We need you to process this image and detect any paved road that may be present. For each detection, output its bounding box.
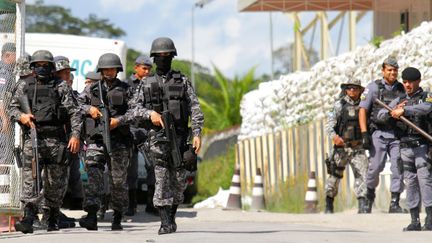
[1,207,432,242]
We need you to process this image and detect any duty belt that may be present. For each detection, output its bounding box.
[400,140,427,149]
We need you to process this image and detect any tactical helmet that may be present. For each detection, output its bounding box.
[30,50,54,66]
[14,54,32,76]
[150,37,177,57]
[54,55,76,72]
[96,53,123,72]
[340,79,364,89]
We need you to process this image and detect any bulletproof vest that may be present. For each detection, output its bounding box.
[86,79,130,140]
[25,77,67,126]
[369,79,405,131]
[336,97,362,142]
[141,71,189,133]
[398,91,429,142]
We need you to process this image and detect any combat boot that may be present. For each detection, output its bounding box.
[365,187,375,213]
[125,189,137,216]
[14,205,36,234]
[158,206,173,235]
[325,196,334,214]
[389,192,404,213]
[358,197,368,214]
[111,210,123,231]
[46,207,60,232]
[422,206,432,231]
[403,207,421,231]
[170,204,178,232]
[79,205,98,230]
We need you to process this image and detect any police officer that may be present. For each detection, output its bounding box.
[10,50,81,233]
[325,79,369,214]
[54,56,84,211]
[125,54,155,216]
[77,53,133,231]
[359,57,405,213]
[377,67,432,231]
[0,43,16,166]
[84,71,100,87]
[128,37,204,234]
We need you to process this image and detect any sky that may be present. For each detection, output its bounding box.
[26,0,373,79]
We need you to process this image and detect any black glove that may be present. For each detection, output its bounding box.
[361,132,371,149]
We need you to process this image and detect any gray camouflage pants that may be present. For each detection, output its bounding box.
[148,130,187,206]
[82,142,129,212]
[21,137,68,209]
[325,147,368,198]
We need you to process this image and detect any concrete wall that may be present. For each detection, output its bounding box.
[374,0,432,38]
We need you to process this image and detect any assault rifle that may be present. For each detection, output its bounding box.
[161,111,182,168]
[97,80,112,155]
[17,95,41,196]
[375,98,432,143]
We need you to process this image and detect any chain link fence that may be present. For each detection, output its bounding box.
[0,1,22,213]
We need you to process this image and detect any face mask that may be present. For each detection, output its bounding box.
[34,65,53,81]
[154,56,172,75]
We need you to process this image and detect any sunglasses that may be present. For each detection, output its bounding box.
[345,85,361,90]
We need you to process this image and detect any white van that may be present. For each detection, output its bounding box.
[24,33,127,92]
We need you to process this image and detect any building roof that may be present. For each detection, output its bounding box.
[238,0,374,12]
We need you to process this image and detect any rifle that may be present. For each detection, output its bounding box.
[375,98,432,143]
[161,111,182,168]
[97,80,112,155]
[17,95,41,196]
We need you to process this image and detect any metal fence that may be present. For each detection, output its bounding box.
[0,1,24,215]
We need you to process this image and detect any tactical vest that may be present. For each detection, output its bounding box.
[85,79,130,141]
[141,71,189,134]
[335,97,362,142]
[369,79,405,131]
[24,77,68,127]
[398,91,429,142]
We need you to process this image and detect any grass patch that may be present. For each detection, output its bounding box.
[265,172,357,213]
[191,147,235,204]
[265,173,308,213]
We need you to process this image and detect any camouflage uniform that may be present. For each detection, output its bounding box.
[9,66,81,232]
[129,72,203,207]
[78,79,133,213]
[325,91,368,213]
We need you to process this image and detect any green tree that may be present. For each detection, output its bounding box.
[198,66,260,133]
[26,0,125,38]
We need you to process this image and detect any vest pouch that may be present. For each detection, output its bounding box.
[168,100,181,120]
[34,101,56,123]
[343,126,355,141]
[108,88,124,106]
[167,85,184,100]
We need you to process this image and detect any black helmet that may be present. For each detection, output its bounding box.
[96,53,123,72]
[30,50,54,66]
[150,37,177,57]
